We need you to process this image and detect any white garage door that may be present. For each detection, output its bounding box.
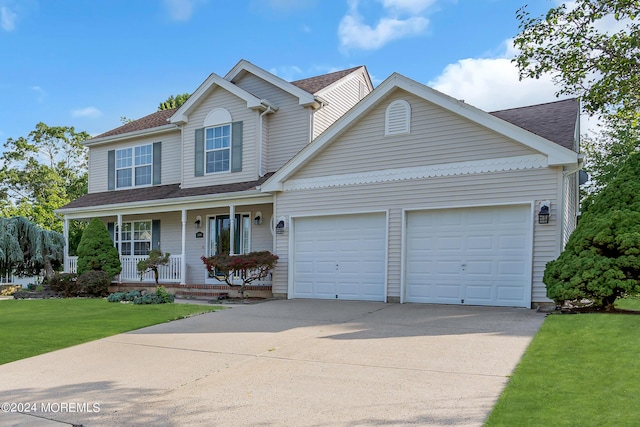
[293,213,386,301]
[405,205,532,307]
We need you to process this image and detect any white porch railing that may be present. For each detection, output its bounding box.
[66,255,182,283]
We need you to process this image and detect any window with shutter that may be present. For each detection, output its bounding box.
[385,99,411,136]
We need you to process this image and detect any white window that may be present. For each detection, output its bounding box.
[205,124,231,174]
[116,144,152,188]
[116,221,152,256]
[385,99,411,135]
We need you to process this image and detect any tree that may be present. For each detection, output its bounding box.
[137,249,170,285]
[158,93,190,111]
[513,1,640,125]
[0,123,90,253]
[201,251,279,296]
[0,216,64,281]
[543,151,640,310]
[76,218,121,279]
[581,119,640,200]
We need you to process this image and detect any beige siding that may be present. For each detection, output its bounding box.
[273,167,563,305]
[293,90,538,181]
[312,71,371,138]
[234,73,312,172]
[181,87,258,189]
[87,130,181,193]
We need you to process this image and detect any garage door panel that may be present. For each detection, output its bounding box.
[293,213,386,301]
[406,205,531,307]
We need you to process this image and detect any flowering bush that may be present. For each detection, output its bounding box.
[201,251,279,295]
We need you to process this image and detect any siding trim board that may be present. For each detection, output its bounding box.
[283,154,547,191]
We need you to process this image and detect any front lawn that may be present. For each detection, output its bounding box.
[485,311,640,426]
[0,299,221,365]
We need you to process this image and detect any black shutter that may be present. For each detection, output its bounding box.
[153,142,162,185]
[231,121,243,172]
[195,128,204,176]
[152,220,161,251]
[107,150,115,190]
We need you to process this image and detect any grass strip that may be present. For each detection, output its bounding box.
[485,312,640,426]
[0,299,221,365]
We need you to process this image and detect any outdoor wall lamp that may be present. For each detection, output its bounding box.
[194,215,202,229]
[275,216,287,234]
[254,211,262,225]
[538,201,550,224]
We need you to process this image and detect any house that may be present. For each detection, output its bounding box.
[57,59,582,308]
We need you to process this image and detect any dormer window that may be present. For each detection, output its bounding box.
[116,144,152,188]
[205,124,231,174]
[385,99,411,136]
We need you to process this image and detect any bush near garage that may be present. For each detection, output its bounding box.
[544,152,640,310]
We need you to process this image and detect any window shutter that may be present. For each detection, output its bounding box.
[107,150,115,190]
[231,121,243,172]
[107,222,115,242]
[153,142,162,185]
[152,220,161,250]
[195,128,204,177]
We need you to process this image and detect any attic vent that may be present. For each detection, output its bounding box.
[385,99,411,136]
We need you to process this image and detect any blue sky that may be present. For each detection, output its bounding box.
[0,0,565,141]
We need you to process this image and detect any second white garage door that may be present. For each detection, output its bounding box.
[405,205,532,307]
[293,213,386,301]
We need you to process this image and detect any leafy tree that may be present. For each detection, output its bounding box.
[513,1,640,124]
[201,251,278,296]
[0,216,64,281]
[137,249,170,285]
[0,122,89,253]
[581,120,640,201]
[544,151,640,310]
[158,93,190,111]
[76,218,121,279]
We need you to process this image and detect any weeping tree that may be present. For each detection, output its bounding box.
[0,216,64,281]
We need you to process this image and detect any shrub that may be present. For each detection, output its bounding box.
[76,218,121,278]
[106,287,174,304]
[48,272,80,297]
[544,152,640,309]
[137,249,170,285]
[77,270,111,297]
[201,250,278,295]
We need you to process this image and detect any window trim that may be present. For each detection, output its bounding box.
[115,143,153,189]
[115,220,153,256]
[204,123,232,175]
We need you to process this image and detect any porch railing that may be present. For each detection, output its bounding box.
[66,255,182,283]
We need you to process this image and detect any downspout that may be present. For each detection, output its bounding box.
[258,106,273,177]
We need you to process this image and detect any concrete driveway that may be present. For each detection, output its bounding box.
[0,300,545,426]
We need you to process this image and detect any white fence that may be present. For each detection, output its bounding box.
[66,255,182,283]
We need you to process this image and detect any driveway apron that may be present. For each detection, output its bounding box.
[0,299,545,426]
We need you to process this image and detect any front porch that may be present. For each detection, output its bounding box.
[66,255,273,299]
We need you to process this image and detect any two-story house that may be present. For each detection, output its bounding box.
[58,59,582,308]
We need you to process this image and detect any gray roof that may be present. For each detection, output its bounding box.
[60,174,273,211]
[490,98,579,151]
[290,66,365,94]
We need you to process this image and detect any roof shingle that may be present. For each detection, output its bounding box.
[290,66,364,94]
[490,98,579,151]
[93,108,177,140]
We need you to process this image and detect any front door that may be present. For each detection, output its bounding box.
[206,214,250,282]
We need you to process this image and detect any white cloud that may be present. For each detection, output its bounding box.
[71,107,103,119]
[1,5,17,31]
[381,0,437,14]
[30,85,45,103]
[339,0,430,52]
[428,39,600,135]
[163,0,204,22]
[269,65,304,81]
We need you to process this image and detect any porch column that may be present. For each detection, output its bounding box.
[229,204,236,255]
[63,216,69,273]
[181,209,187,285]
[117,214,122,284]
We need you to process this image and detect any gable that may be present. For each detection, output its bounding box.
[290,89,539,182]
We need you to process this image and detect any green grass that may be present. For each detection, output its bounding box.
[615,294,640,311]
[0,299,221,365]
[485,312,640,426]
